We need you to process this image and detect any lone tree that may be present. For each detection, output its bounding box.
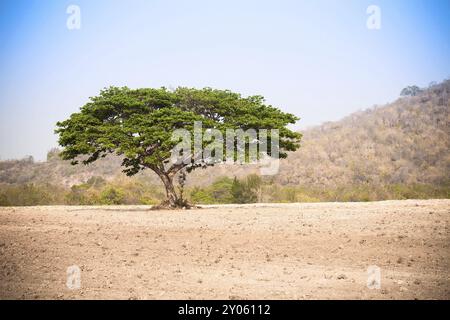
[400,85,422,97]
[56,87,301,208]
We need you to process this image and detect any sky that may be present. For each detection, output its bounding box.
[0,0,449,161]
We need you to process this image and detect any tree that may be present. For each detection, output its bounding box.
[56,87,301,208]
[231,175,262,204]
[400,85,422,97]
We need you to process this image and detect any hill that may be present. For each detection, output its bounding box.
[0,80,449,204]
[277,80,449,186]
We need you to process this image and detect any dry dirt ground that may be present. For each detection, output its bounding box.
[0,200,449,300]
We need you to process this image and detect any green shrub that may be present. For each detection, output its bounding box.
[100,186,125,205]
[0,175,448,206]
[0,183,65,206]
[231,175,261,204]
[190,187,215,204]
[0,193,10,206]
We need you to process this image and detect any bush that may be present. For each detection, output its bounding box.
[0,175,448,206]
[190,187,215,204]
[0,193,10,206]
[231,175,261,204]
[100,186,125,205]
[0,183,65,206]
[189,177,234,204]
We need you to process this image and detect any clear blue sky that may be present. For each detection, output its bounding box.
[0,0,449,160]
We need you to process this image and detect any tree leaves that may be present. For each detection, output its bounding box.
[56,86,301,180]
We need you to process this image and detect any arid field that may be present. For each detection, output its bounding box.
[0,200,449,300]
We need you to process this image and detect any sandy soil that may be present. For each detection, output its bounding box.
[0,200,449,300]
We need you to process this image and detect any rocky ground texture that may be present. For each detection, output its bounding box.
[0,200,449,299]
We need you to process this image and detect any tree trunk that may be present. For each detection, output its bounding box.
[159,173,180,208]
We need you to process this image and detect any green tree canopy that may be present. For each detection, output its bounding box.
[400,85,422,97]
[56,87,301,208]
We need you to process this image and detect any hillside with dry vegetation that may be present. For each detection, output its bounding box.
[0,80,449,205]
[277,80,449,187]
